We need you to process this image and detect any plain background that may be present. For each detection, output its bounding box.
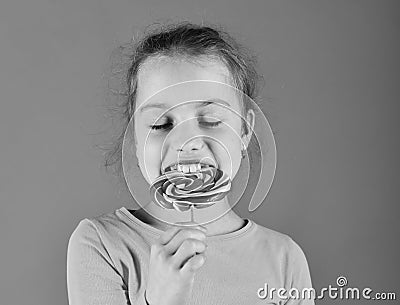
[1,1,399,304]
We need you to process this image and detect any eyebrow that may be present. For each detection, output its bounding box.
[139,98,231,113]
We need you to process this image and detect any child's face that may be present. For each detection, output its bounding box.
[133,57,253,185]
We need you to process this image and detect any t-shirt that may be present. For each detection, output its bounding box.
[67,207,315,305]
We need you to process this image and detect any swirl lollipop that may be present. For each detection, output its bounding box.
[149,163,231,222]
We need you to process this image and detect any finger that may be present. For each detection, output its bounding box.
[164,229,207,255]
[180,253,206,275]
[171,239,207,268]
[158,224,206,246]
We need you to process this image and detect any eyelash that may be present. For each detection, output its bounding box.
[151,122,173,130]
[150,120,222,130]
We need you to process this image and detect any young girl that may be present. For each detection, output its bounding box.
[67,22,314,305]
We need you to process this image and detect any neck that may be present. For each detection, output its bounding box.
[133,197,245,236]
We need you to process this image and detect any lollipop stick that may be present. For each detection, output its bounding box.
[175,205,197,227]
[190,205,194,223]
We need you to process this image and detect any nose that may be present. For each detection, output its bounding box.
[169,123,205,153]
[178,137,204,153]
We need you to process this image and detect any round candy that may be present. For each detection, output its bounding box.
[149,167,231,212]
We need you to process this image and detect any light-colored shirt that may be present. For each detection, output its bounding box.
[67,207,315,305]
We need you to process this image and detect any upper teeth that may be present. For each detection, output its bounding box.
[166,163,211,173]
[179,164,200,173]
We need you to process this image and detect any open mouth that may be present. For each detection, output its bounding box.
[162,161,216,174]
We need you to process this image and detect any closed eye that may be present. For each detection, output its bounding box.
[199,120,222,127]
[199,115,223,128]
[150,116,222,131]
[150,122,173,130]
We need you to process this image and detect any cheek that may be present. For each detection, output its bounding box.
[226,137,243,177]
[136,133,164,184]
[211,128,242,178]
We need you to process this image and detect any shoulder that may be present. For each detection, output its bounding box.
[66,210,143,303]
[67,209,132,257]
[66,213,120,275]
[250,221,313,287]
[68,210,122,243]
[67,211,118,258]
[68,208,150,257]
[250,221,309,263]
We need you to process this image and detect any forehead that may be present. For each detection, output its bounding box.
[135,57,242,112]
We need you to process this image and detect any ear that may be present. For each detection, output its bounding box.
[241,109,255,150]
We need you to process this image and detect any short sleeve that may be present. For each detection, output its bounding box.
[284,238,315,305]
[67,219,148,305]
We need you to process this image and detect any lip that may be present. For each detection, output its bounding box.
[161,158,217,174]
